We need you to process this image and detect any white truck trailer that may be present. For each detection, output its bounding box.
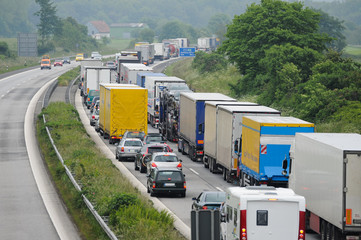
[203,101,257,170]
[214,105,281,182]
[178,92,235,161]
[80,59,102,96]
[144,76,186,128]
[151,42,165,61]
[221,186,306,240]
[84,66,112,95]
[135,44,155,65]
[120,63,153,84]
[289,133,361,240]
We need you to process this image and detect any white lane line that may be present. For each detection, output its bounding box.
[189,168,199,175]
[0,68,38,82]
[216,187,224,192]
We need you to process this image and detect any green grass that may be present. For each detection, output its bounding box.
[58,66,80,86]
[38,102,186,240]
[344,45,361,56]
[100,38,132,55]
[0,37,17,52]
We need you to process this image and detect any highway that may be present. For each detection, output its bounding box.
[0,58,320,239]
[0,63,81,239]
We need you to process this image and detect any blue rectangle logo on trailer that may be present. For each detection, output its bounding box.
[180,48,196,57]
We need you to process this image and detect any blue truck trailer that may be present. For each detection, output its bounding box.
[240,116,314,187]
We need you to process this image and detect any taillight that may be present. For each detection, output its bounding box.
[202,206,208,210]
[298,211,306,240]
[177,163,182,168]
[121,147,124,152]
[92,115,95,119]
[87,98,90,101]
[197,151,204,155]
[152,181,156,188]
[156,119,159,122]
[240,210,247,240]
[151,162,157,168]
[184,181,186,189]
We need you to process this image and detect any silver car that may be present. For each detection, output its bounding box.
[115,138,143,161]
[146,152,182,174]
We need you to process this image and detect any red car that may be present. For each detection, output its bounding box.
[54,59,63,67]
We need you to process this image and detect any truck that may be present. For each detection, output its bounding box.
[240,116,314,187]
[136,72,166,88]
[197,37,219,51]
[98,84,147,144]
[144,76,186,128]
[177,92,235,161]
[80,59,102,96]
[213,105,281,182]
[83,66,112,107]
[119,63,153,84]
[220,186,306,240]
[151,43,165,61]
[115,55,141,79]
[288,133,361,240]
[158,84,192,142]
[135,44,155,65]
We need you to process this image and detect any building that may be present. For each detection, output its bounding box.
[87,21,110,40]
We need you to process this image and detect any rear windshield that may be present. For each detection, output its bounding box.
[205,192,226,202]
[89,91,100,97]
[154,155,178,162]
[148,147,166,154]
[157,171,182,181]
[146,136,163,142]
[124,140,142,147]
[42,60,50,64]
[127,132,145,138]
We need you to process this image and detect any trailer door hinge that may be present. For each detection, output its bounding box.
[344,187,348,193]
[344,158,348,164]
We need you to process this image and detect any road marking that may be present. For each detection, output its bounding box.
[216,187,224,192]
[0,68,37,82]
[189,168,199,175]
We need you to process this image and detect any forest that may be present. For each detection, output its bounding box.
[1,0,361,46]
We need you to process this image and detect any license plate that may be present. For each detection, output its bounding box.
[164,183,175,187]
[128,149,134,153]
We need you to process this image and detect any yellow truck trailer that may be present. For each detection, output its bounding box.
[99,84,147,144]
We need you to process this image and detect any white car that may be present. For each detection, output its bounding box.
[115,138,143,161]
[146,152,182,174]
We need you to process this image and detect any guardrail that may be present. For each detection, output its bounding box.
[42,77,118,240]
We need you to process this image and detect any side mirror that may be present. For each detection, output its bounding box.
[115,142,119,146]
[179,160,183,162]
[183,174,186,177]
[146,174,150,178]
[192,197,197,201]
[234,140,239,153]
[282,158,288,170]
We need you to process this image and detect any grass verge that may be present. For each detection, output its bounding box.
[58,66,80,86]
[37,102,186,240]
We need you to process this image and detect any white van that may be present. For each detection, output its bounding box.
[220,186,306,240]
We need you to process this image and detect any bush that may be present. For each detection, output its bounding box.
[192,51,228,73]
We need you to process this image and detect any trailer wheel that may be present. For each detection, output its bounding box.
[320,220,327,240]
[240,171,245,187]
[222,168,227,181]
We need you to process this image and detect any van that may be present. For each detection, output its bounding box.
[220,186,306,240]
[76,53,84,61]
[40,59,51,70]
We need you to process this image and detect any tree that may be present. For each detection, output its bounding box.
[34,0,62,44]
[139,28,155,43]
[220,0,332,93]
[315,9,346,51]
[207,14,231,42]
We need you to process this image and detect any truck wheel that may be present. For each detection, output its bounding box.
[223,168,227,181]
[240,171,245,187]
[320,220,327,240]
[109,138,113,144]
[134,161,139,171]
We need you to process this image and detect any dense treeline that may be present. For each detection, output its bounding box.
[193,0,361,132]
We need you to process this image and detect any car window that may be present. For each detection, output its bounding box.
[154,155,178,162]
[124,140,142,147]
[148,147,165,154]
[157,171,182,181]
[146,136,163,143]
[205,192,226,202]
[128,132,145,138]
[89,91,100,97]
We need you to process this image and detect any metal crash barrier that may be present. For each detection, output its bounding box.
[191,209,220,240]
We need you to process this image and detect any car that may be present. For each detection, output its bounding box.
[90,100,100,113]
[90,96,100,113]
[91,52,102,60]
[91,51,99,59]
[146,152,182,175]
[90,108,99,126]
[134,143,172,173]
[143,133,166,145]
[86,90,100,109]
[147,168,186,197]
[54,59,63,67]
[106,61,116,70]
[40,59,51,70]
[122,131,146,141]
[94,118,100,132]
[75,53,84,61]
[191,191,226,210]
[63,57,71,64]
[115,138,143,161]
